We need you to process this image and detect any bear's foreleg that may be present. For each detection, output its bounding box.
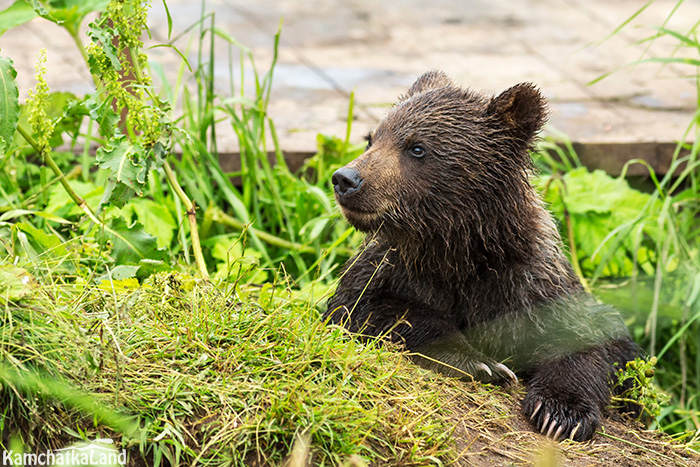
[522,338,640,441]
[412,332,518,384]
[462,296,640,441]
[325,294,517,383]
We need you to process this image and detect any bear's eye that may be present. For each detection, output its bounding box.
[364,132,373,150]
[408,144,426,158]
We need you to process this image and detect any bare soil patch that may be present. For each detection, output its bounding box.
[439,381,699,466]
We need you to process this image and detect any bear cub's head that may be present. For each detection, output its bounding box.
[332,71,548,244]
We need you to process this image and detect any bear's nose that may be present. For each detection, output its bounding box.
[332,167,363,196]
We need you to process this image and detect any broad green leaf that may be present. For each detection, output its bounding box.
[45,0,109,23]
[25,0,58,23]
[0,0,108,36]
[124,198,176,249]
[87,22,121,70]
[0,1,38,36]
[0,55,19,156]
[15,221,68,257]
[103,216,167,265]
[552,169,621,213]
[148,140,168,173]
[97,136,147,194]
[543,168,656,219]
[541,167,659,277]
[573,213,632,276]
[100,179,137,209]
[84,92,118,137]
[46,180,103,217]
[609,188,655,222]
[98,265,141,282]
[13,222,74,275]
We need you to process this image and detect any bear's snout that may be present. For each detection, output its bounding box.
[332,167,363,197]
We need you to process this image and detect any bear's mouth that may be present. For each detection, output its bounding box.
[338,204,385,232]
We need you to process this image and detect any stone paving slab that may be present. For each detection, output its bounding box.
[1,0,698,170]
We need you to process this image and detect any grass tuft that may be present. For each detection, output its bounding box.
[1,271,458,465]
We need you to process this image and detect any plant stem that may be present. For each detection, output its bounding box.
[67,27,100,86]
[16,124,102,226]
[21,166,82,209]
[162,161,210,280]
[562,199,591,294]
[211,207,354,257]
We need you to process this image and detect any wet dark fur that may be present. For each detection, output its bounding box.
[324,71,640,441]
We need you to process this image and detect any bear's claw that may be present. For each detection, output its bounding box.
[522,391,600,441]
[529,400,542,420]
[569,422,582,441]
[474,360,518,385]
[493,362,518,384]
[476,362,492,376]
[553,425,565,440]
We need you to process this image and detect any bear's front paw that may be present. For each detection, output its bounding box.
[412,335,518,385]
[473,360,518,385]
[522,389,601,441]
[410,349,518,385]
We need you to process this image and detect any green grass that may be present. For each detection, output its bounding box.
[1,270,460,465]
[158,12,365,283]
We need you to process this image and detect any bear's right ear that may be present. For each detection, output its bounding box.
[401,70,453,100]
[486,83,548,145]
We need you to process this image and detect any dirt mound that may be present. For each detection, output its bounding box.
[440,381,698,466]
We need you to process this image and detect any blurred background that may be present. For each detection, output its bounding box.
[3,0,699,172]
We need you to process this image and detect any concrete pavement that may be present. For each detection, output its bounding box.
[2,0,699,174]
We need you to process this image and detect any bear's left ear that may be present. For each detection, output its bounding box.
[486,83,548,145]
[401,70,453,100]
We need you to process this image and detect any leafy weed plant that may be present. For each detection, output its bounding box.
[0,0,363,288]
[612,356,670,420]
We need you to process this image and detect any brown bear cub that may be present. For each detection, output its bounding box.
[324,71,639,441]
